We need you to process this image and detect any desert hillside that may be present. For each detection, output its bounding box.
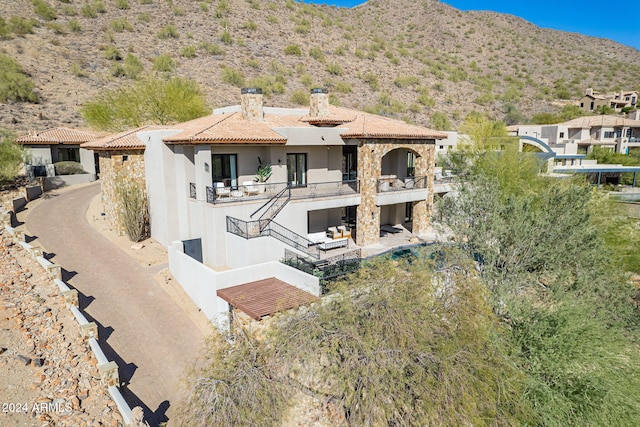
[1,0,639,133]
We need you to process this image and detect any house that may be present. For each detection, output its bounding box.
[578,88,638,113]
[16,127,99,188]
[508,115,640,155]
[83,89,447,327]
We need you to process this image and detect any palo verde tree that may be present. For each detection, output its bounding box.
[0,129,26,184]
[81,75,209,131]
[437,120,640,425]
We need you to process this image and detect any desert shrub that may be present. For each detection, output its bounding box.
[46,22,66,34]
[0,17,11,40]
[242,20,257,30]
[334,81,352,94]
[199,2,208,12]
[0,131,25,184]
[294,19,311,34]
[394,75,420,88]
[220,30,232,45]
[309,47,325,62]
[158,24,179,39]
[222,68,245,87]
[325,62,342,75]
[67,19,82,32]
[115,174,148,242]
[246,75,285,96]
[180,46,197,58]
[70,63,88,77]
[430,111,451,130]
[110,18,133,32]
[198,41,224,56]
[80,4,97,18]
[152,54,176,72]
[138,13,152,23]
[116,0,130,9]
[123,54,144,78]
[81,76,209,130]
[361,72,379,91]
[32,0,57,21]
[289,88,308,105]
[284,44,301,56]
[103,45,122,61]
[111,63,126,77]
[53,161,85,175]
[9,16,34,35]
[0,54,38,103]
[215,0,230,17]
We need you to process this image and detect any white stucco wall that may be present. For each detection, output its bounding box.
[27,146,53,165]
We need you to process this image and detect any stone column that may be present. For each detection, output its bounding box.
[356,141,381,246]
[412,144,435,235]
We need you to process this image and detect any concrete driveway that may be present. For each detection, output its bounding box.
[25,182,205,426]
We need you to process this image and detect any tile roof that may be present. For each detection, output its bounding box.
[16,127,98,145]
[216,277,319,320]
[561,115,640,128]
[164,105,446,144]
[80,125,168,150]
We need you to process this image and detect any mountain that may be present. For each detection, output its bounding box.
[1,0,639,133]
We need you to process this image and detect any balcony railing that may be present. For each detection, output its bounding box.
[204,180,359,204]
[189,182,196,199]
[377,176,427,193]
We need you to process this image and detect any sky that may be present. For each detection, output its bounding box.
[307,1,640,51]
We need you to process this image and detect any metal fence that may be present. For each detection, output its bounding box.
[282,248,362,291]
[203,180,359,204]
[377,176,427,192]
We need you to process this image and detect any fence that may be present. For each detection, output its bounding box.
[282,248,362,291]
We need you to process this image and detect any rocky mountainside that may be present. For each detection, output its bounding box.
[1,0,639,133]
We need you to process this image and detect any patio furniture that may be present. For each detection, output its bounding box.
[404,178,415,189]
[231,190,243,198]
[307,232,329,245]
[214,182,230,198]
[319,237,348,251]
[337,225,352,238]
[327,226,341,239]
[242,180,261,196]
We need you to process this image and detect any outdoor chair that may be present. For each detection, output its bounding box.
[338,225,352,238]
[214,182,230,198]
[242,181,260,196]
[327,226,341,239]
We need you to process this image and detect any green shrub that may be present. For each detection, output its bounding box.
[152,54,176,72]
[54,161,86,175]
[246,75,285,96]
[289,88,308,105]
[0,54,38,103]
[242,20,257,30]
[215,0,230,18]
[0,131,24,184]
[325,63,342,75]
[267,15,278,24]
[70,63,88,77]
[199,2,208,12]
[361,72,379,90]
[140,0,153,4]
[32,0,57,21]
[284,44,301,56]
[220,30,232,45]
[309,47,325,62]
[115,174,149,242]
[80,4,97,18]
[9,16,34,35]
[394,75,420,88]
[430,111,451,130]
[222,67,245,87]
[158,24,179,39]
[110,18,133,32]
[334,81,352,93]
[68,19,82,32]
[46,22,66,34]
[111,63,125,77]
[138,13,152,23]
[60,5,77,16]
[0,17,11,40]
[103,45,122,61]
[116,0,130,9]
[123,54,144,78]
[198,41,224,56]
[180,45,197,58]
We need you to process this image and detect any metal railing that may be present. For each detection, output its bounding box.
[377,176,427,193]
[189,182,196,199]
[203,180,360,204]
[283,248,362,290]
[226,216,320,258]
[251,184,291,220]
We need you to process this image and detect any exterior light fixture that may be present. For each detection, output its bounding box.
[204,162,209,172]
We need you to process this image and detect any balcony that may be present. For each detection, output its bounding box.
[204,180,360,204]
[377,176,427,193]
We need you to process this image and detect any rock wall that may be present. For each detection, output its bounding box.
[355,139,435,246]
[98,150,146,235]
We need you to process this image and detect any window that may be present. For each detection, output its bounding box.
[559,132,565,138]
[616,129,622,138]
[342,146,357,181]
[580,102,584,108]
[287,153,307,186]
[212,154,237,188]
[122,155,128,162]
[57,147,79,162]
[439,145,444,150]
[604,131,615,139]
[626,129,632,138]
[590,101,594,110]
[407,152,416,177]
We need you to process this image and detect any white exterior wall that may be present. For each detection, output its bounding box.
[79,148,96,174]
[168,240,320,331]
[27,145,53,165]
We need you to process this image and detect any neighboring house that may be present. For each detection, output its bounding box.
[578,88,638,113]
[16,127,99,188]
[507,115,640,155]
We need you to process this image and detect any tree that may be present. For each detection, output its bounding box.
[81,76,209,131]
[429,111,451,130]
[0,53,38,103]
[0,130,25,184]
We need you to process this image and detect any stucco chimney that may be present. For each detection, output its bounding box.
[586,88,593,96]
[309,88,329,117]
[241,88,264,122]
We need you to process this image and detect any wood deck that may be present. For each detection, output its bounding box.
[217,278,319,320]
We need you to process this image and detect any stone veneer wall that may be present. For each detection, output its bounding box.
[241,93,264,122]
[98,150,146,235]
[355,139,435,246]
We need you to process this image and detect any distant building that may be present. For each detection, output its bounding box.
[578,88,637,113]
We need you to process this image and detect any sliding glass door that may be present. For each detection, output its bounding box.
[287,153,307,187]
[212,154,237,188]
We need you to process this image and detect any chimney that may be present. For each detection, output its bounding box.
[309,88,329,117]
[240,88,264,122]
[586,88,593,96]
